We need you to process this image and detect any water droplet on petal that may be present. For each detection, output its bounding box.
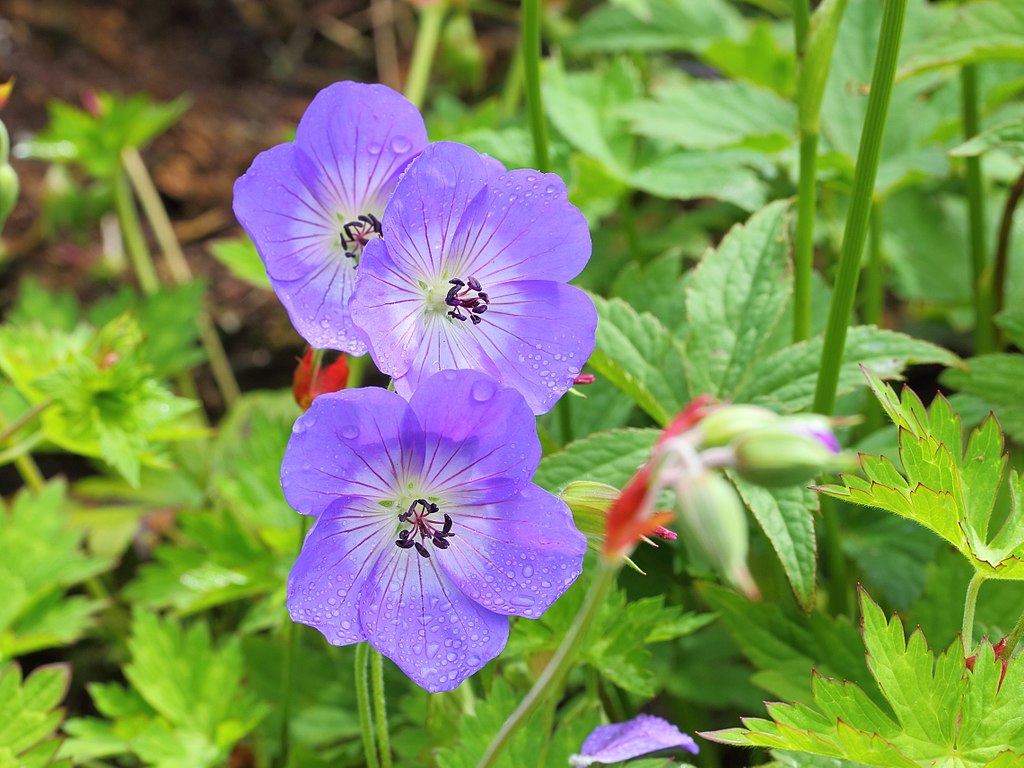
[367,142,383,155]
[510,595,536,607]
[340,423,360,439]
[522,565,534,578]
[391,135,412,153]
[471,379,496,403]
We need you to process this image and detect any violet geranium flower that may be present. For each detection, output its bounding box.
[351,141,597,415]
[233,81,427,353]
[282,369,587,692]
[569,715,699,767]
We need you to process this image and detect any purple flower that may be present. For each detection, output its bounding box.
[233,81,427,353]
[282,369,587,692]
[350,141,597,415]
[570,715,699,767]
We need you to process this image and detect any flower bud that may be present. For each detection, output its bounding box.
[732,423,851,488]
[559,480,619,541]
[675,471,759,599]
[0,162,18,232]
[293,348,349,410]
[698,404,780,448]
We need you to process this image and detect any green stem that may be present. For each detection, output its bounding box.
[813,0,908,416]
[347,353,369,390]
[477,562,617,768]
[962,571,986,656]
[961,65,996,355]
[404,3,447,109]
[371,649,392,768]
[356,643,381,768]
[122,148,241,409]
[821,495,850,616]
[793,131,820,342]
[792,0,810,58]
[114,167,160,296]
[521,0,550,171]
[0,399,52,444]
[0,411,46,492]
[0,431,46,467]
[499,43,524,120]
[993,169,1024,330]
[276,515,310,768]
[863,201,884,327]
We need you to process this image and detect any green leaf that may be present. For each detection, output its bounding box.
[208,236,271,290]
[735,326,961,413]
[951,117,1024,162]
[941,354,1024,444]
[797,0,848,133]
[703,590,1024,767]
[996,310,1024,348]
[0,663,69,763]
[703,20,796,98]
[629,149,770,210]
[729,475,818,611]
[684,200,791,397]
[534,428,660,494]
[820,369,1024,579]
[566,0,744,54]
[0,481,113,659]
[626,80,795,151]
[609,251,691,335]
[900,0,1024,78]
[588,295,689,425]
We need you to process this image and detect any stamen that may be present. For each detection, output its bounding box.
[444,275,491,326]
[394,499,456,555]
[338,212,383,264]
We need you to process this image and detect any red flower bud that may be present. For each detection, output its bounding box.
[293,348,349,411]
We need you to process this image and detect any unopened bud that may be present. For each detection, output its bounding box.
[560,480,619,540]
[0,162,18,231]
[698,404,780,448]
[676,472,758,599]
[293,348,349,410]
[733,423,851,488]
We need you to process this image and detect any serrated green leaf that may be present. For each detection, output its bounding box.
[566,0,743,54]
[704,589,1024,766]
[684,200,791,397]
[629,149,769,210]
[534,428,659,493]
[951,117,1024,162]
[729,474,817,611]
[996,310,1024,348]
[208,236,271,290]
[900,0,1024,79]
[735,326,960,413]
[0,663,69,762]
[703,21,796,98]
[941,354,1024,443]
[588,296,688,425]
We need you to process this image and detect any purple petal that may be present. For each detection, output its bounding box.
[233,81,425,351]
[358,542,509,692]
[293,82,426,215]
[281,387,424,517]
[573,715,699,766]
[375,141,493,277]
[408,370,541,504]
[287,498,394,645]
[438,484,586,618]
[449,169,591,284]
[468,280,598,414]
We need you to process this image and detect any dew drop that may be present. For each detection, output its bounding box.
[367,142,383,155]
[340,423,360,439]
[391,135,412,153]
[471,378,496,403]
[510,595,536,607]
[522,565,534,578]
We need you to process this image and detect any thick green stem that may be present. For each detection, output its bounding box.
[404,3,447,109]
[962,571,986,656]
[114,168,160,296]
[961,65,996,355]
[813,0,908,416]
[792,0,811,57]
[371,649,392,768]
[793,131,819,342]
[477,562,617,768]
[275,515,310,768]
[122,148,241,408]
[521,0,550,171]
[356,643,381,768]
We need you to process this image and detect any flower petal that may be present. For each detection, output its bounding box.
[408,370,541,504]
[293,81,427,216]
[281,387,424,517]
[286,498,394,645]
[449,169,591,283]
[359,543,509,692]
[470,280,598,414]
[439,484,586,618]
[574,715,699,766]
[233,143,366,352]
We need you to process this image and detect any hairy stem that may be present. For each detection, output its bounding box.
[477,562,617,768]
[962,571,986,656]
[356,643,381,768]
[521,0,550,171]
[371,649,393,768]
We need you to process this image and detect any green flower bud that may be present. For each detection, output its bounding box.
[733,425,852,488]
[559,480,619,540]
[676,471,759,599]
[0,162,18,231]
[698,404,780,448]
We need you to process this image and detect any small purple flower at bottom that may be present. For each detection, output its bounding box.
[233,81,427,353]
[281,369,587,692]
[569,715,699,767]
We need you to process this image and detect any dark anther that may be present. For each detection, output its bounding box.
[433,536,450,549]
[477,292,489,302]
[395,539,415,549]
[449,278,465,287]
[445,276,491,326]
[398,529,411,540]
[472,305,487,315]
[396,499,455,555]
[470,315,482,325]
[338,212,383,263]
[441,514,453,536]
[414,542,431,558]
[467,276,482,291]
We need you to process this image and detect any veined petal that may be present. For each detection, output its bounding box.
[359,543,509,692]
[572,715,699,767]
[233,143,366,352]
[287,497,394,645]
[409,370,541,504]
[281,387,424,516]
[293,81,427,216]
[449,169,590,283]
[378,141,493,278]
[439,484,586,618]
